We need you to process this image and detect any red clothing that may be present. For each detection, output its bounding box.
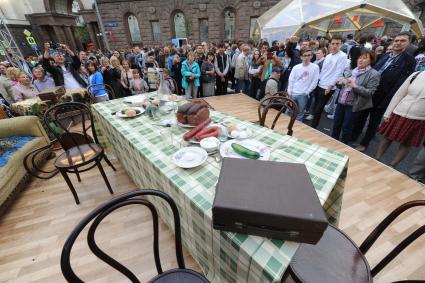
[379,114,425,146]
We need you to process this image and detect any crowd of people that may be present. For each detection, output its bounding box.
[0,31,425,182]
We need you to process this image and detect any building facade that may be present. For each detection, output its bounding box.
[98,0,425,49]
[97,0,281,49]
[0,0,103,56]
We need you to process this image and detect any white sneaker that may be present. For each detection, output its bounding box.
[305,114,314,121]
[327,114,334,120]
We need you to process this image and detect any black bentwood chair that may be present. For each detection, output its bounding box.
[87,83,116,102]
[282,200,425,283]
[258,95,298,136]
[61,190,210,283]
[44,102,116,204]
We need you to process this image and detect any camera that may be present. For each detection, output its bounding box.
[49,42,60,50]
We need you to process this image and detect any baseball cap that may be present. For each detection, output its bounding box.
[272,66,282,73]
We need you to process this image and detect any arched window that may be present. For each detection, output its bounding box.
[127,14,141,43]
[174,12,188,38]
[224,9,236,40]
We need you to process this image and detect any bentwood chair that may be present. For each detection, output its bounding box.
[61,190,210,283]
[283,200,425,283]
[87,83,116,102]
[169,78,179,95]
[44,102,116,204]
[258,95,298,136]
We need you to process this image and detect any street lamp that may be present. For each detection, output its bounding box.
[93,0,110,51]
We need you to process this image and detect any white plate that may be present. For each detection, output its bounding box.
[187,124,225,144]
[122,95,146,106]
[116,107,145,118]
[220,139,270,160]
[228,127,253,139]
[172,147,208,169]
[160,94,184,102]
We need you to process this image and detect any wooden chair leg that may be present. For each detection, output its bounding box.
[59,169,80,205]
[96,160,114,195]
[74,167,81,182]
[104,155,116,171]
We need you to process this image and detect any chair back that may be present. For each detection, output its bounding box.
[87,83,116,102]
[60,190,185,283]
[170,78,179,95]
[43,102,98,150]
[258,95,298,136]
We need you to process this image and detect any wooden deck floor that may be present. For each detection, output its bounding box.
[1,94,424,282]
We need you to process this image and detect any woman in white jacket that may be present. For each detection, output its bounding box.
[376,71,425,167]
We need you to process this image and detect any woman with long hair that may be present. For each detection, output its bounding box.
[248,50,263,99]
[86,60,109,102]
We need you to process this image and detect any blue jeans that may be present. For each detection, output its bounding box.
[306,94,315,113]
[236,79,250,94]
[290,95,309,121]
[331,103,353,144]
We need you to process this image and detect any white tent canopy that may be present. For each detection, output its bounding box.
[258,0,424,42]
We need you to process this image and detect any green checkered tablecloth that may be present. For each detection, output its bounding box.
[92,98,348,283]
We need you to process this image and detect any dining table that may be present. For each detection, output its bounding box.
[91,93,349,283]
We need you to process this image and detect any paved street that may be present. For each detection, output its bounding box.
[314,113,420,177]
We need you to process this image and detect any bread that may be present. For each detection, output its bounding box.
[176,102,210,126]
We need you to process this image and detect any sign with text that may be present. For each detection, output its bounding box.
[107,21,118,27]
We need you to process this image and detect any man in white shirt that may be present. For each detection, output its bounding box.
[287,48,320,121]
[311,35,346,128]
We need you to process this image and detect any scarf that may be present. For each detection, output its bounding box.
[339,66,371,105]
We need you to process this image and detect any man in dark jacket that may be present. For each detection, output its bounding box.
[352,32,416,151]
[214,43,230,96]
[42,42,87,90]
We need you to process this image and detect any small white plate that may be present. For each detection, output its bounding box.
[122,95,147,106]
[172,147,208,169]
[161,94,184,102]
[187,124,224,143]
[220,139,270,160]
[228,127,253,139]
[116,107,145,118]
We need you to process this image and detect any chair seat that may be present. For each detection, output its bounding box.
[55,143,103,168]
[288,225,371,283]
[148,268,209,283]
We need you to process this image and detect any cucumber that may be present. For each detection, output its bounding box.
[231,143,261,160]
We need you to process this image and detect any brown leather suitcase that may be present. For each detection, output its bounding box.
[212,158,328,244]
[38,86,66,103]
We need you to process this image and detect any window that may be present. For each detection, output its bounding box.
[127,14,141,43]
[174,12,188,38]
[151,21,161,41]
[249,18,260,40]
[199,19,208,41]
[224,10,235,40]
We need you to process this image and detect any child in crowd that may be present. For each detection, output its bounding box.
[129,69,148,95]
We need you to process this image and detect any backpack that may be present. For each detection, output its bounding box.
[258,78,278,100]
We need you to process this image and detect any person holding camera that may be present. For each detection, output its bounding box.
[331,49,380,144]
[42,42,87,90]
